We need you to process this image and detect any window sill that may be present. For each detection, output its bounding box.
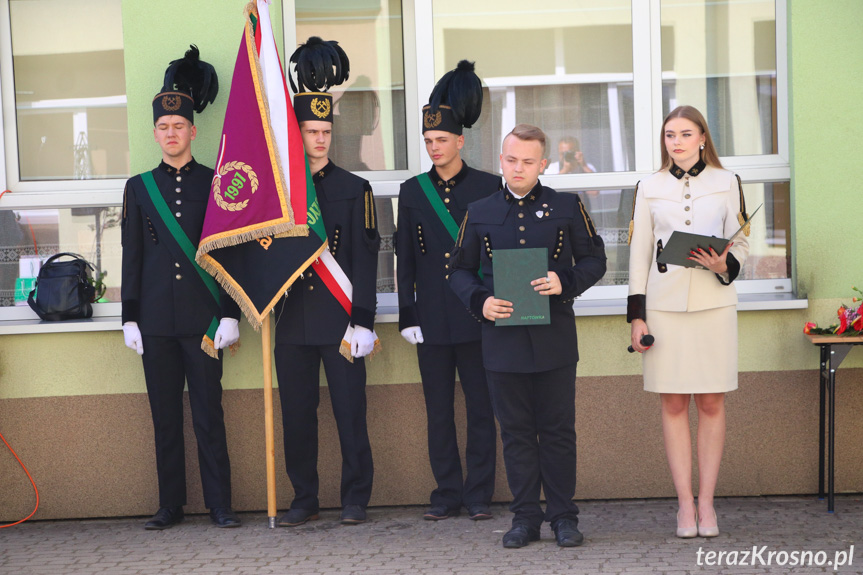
[0,294,809,335]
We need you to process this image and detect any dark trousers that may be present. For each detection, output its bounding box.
[417,341,496,509]
[274,343,374,510]
[141,335,232,509]
[486,365,579,529]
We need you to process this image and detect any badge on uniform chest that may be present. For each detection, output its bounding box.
[535,203,552,219]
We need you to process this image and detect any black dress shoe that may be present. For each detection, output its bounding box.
[467,504,493,521]
[552,518,584,547]
[277,508,320,527]
[502,525,540,548]
[340,504,367,525]
[144,507,184,530]
[423,505,460,521]
[209,507,241,528]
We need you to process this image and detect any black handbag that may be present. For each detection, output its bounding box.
[27,252,96,321]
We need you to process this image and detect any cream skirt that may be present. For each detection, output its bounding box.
[642,305,738,394]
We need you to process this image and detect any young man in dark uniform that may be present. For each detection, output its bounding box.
[276,37,380,527]
[449,124,606,548]
[121,47,242,530]
[396,61,499,521]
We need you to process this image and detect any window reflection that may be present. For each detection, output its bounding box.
[375,197,396,293]
[0,208,122,307]
[10,0,129,180]
[295,0,407,172]
[433,0,634,174]
[738,182,790,280]
[660,0,777,156]
[579,188,635,286]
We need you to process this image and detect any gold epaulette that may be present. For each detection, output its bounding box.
[576,195,596,238]
[735,174,750,237]
[627,181,640,245]
[455,211,469,247]
[364,188,376,230]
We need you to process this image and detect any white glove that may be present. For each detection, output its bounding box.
[350,325,376,358]
[122,321,144,355]
[400,326,424,345]
[213,317,240,349]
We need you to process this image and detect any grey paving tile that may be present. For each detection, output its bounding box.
[0,496,860,575]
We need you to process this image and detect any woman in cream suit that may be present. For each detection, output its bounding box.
[627,106,749,538]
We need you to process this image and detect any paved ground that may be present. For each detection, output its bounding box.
[1,495,861,575]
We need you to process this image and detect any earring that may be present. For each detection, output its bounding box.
[700,144,705,150]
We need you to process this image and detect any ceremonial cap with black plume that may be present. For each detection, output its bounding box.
[289,36,350,124]
[152,45,219,125]
[423,60,483,135]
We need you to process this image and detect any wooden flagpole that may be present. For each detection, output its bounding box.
[261,314,277,527]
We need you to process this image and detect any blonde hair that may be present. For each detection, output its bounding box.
[505,124,547,157]
[659,105,723,171]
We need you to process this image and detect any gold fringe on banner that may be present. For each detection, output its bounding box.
[274,225,309,238]
[201,336,219,359]
[197,242,326,332]
[339,336,383,363]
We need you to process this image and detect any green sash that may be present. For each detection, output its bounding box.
[140,171,220,348]
[417,172,481,279]
[417,173,460,242]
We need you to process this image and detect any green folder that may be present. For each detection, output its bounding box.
[492,248,550,326]
[656,204,761,269]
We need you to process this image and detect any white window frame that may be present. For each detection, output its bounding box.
[0,2,126,209]
[0,0,125,327]
[313,0,792,307]
[0,0,792,327]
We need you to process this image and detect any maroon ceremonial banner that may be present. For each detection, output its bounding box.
[196,2,323,329]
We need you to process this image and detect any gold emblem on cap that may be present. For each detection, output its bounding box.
[162,95,182,112]
[213,161,259,212]
[423,110,442,129]
[310,97,331,119]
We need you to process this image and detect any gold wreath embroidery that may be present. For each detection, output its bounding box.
[213,161,259,212]
[162,95,181,112]
[424,110,442,129]
[310,97,331,119]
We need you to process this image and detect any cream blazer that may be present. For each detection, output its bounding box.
[628,165,749,313]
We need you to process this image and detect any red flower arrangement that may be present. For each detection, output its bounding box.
[804,286,863,336]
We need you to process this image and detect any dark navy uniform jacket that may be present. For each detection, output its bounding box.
[396,163,501,345]
[121,159,239,337]
[449,182,607,373]
[275,160,380,346]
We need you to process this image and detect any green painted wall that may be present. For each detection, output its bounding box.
[788,0,863,300]
[0,302,850,400]
[122,0,284,174]
[2,0,863,401]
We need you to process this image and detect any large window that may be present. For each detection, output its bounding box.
[433,0,635,175]
[0,0,792,321]
[0,0,126,312]
[295,0,407,173]
[7,0,128,182]
[660,0,777,157]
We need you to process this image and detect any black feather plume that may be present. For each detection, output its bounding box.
[289,36,350,94]
[428,60,483,128]
[162,45,219,113]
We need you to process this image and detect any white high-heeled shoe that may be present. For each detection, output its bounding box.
[676,508,698,538]
[698,508,719,537]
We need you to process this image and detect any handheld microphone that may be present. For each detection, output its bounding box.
[627,334,655,353]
